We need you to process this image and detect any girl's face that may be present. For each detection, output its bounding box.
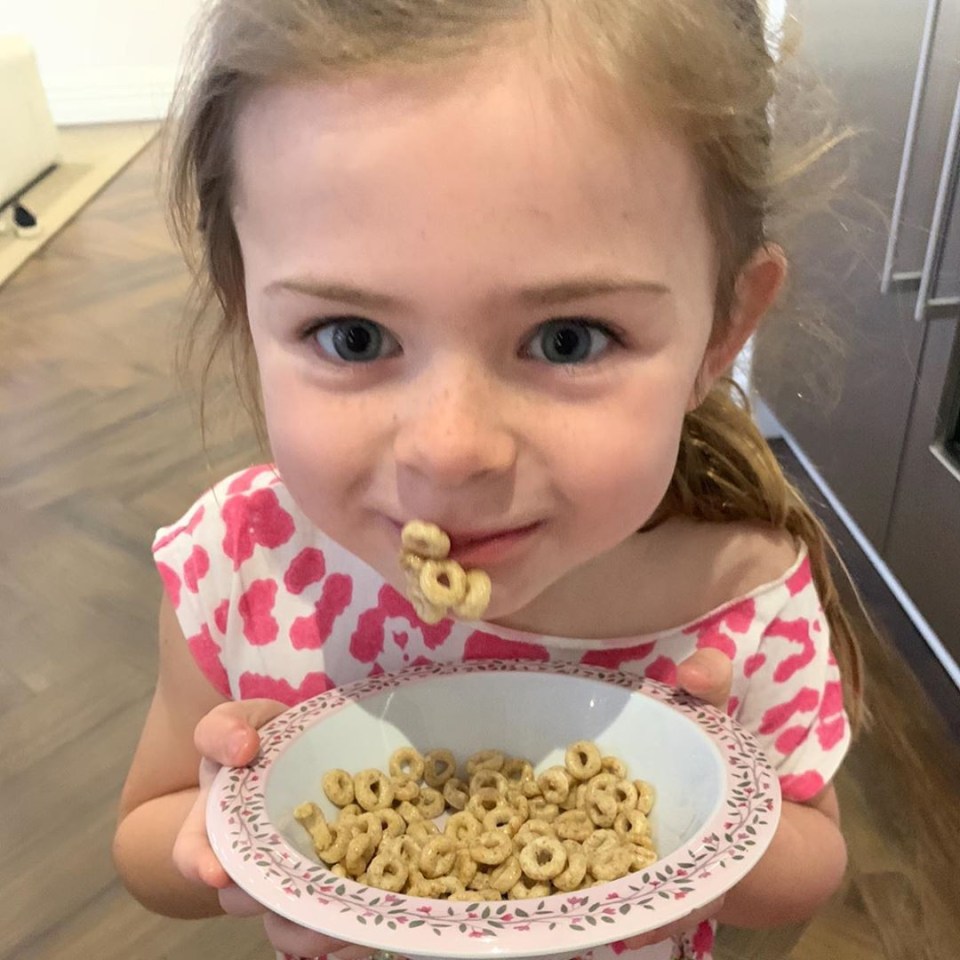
[233,48,722,623]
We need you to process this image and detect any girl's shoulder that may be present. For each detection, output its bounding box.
[686,518,801,603]
[627,516,804,636]
[152,464,326,585]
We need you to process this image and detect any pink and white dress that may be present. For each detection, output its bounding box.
[154,465,851,960]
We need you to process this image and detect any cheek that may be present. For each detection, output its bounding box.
[556,388,687,522]
[258,373,384,508]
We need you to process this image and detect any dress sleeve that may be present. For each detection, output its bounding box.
[733,562,852,804]
[151,476,251,699]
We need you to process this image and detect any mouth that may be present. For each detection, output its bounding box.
[390,519,542,566]
[449,521,541,566]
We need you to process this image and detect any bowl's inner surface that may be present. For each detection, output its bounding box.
[265,672,725,866]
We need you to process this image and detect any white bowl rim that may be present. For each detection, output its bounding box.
[207,659,781,959]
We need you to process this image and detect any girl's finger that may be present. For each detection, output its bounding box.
[676,648,733,711]
[263,911,372,960]
[171,774,231,889]
[219,882,269,917]
[193,698,289,766]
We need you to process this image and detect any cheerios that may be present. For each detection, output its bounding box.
[400,521,450,558]
[487,854,522,893]
[367,852,408,892]
[442,776,469,811]
[445,810,482,844]
[565,741,603,781]
[297,739,658,901]
[614,808,650,843]
[452,569,492,620]
[354,769,394,811]
[423,749,457,788]
[470,830,513,865]
[399,521,492,620]
[420,835,458,879]
[389,747,426,782]
[419,559,468,608]
[321,769,355,807]
[466,749,505,775]
[519,835,568,881]
[537,766,572,804]
[413,785,445,819]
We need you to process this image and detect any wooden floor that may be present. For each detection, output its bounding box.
[1,135,958,960]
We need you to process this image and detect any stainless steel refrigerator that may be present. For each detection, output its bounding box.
[753,0,960,663]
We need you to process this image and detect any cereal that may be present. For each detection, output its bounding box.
[321,769,355,807]
[452,569,492,621]
[420,835,458,878]
[398,520,492,621]
[566,741,603,781]
[614,808,650,843]
[391,774,420,802]
[367,852,409,892]
[295,739,658,901]
[419,559,468,608]
[413,785,445,819]
[400,521,450,559]
[442,776,469,811]
[537,766,572,804]
[354,769,394,811]
[635,779,655,815]
[470,830,514,865]
[445,810,482,844]
[519,835,567,881]
[389,747,426,781]
[470,769,508,795]
[466,749,505,774]
[555,809,593,842]
[423,749,457,788]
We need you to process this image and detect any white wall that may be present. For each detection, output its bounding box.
[0,0,204,124]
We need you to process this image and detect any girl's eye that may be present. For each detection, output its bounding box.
[526,319,615,365]
[312,318,399,363]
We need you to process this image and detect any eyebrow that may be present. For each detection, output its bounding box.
[267,276,671,309]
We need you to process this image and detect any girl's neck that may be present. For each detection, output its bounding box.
[489,516,798,640]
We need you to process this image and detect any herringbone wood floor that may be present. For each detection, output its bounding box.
[1,131,958,960]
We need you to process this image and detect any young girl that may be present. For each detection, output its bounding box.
[112,1,872,958]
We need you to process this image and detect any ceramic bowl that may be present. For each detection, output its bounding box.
[207,659,780,960]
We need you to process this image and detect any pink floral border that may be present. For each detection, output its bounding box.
[210,660,780,955]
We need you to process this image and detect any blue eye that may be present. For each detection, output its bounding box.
[313,318,399,363]
[527,320,614,365]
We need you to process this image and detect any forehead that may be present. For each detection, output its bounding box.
[231,48,712,288]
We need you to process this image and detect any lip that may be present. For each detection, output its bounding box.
[391,519,543,567]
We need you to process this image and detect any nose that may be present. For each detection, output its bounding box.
[393,360,518,488]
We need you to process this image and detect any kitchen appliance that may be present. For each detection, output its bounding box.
[753,0,960,678]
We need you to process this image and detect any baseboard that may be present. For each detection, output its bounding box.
[779,427,960,693]
[42,70,174,125]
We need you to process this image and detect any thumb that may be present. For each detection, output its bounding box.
[194,698,290,767]
[676,647,732,712]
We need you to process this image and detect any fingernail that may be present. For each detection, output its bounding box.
[228,730,249,760]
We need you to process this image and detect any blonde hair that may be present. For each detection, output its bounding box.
[165,0,872,729]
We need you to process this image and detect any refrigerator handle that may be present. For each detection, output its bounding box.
[881,0,942,295]
[915,78,960,322]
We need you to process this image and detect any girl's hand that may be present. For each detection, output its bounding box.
[609,646,735,950]
[618,649,733,950]
[619,894,725,950]
[172,699,370,960]
[675,647,733,712]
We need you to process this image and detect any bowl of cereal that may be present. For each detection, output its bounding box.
[207,659,780,960]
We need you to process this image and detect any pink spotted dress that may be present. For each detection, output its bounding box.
[154,465,851,960]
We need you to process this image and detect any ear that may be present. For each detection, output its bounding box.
[689,243,788,409]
